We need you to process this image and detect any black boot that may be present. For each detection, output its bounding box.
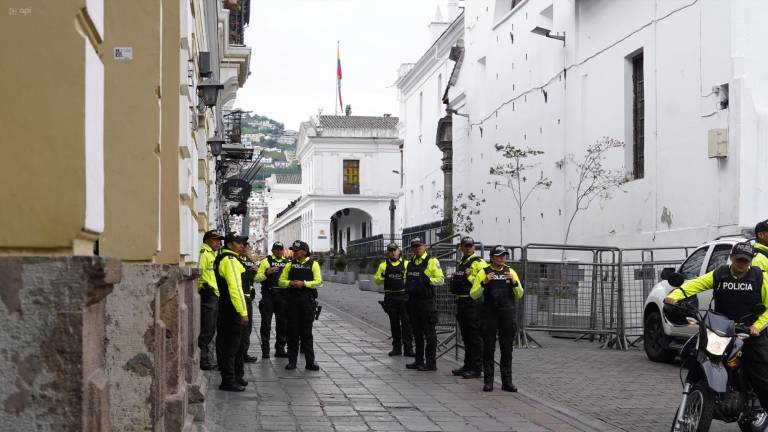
[461,369,482,379]
[417,363,437,371]
[502,372,517,392]
[236,377,248,387]
[405,360,424,370]
[452,366,468,376]
[274,348,289,358]
[261,346,270,359]
[483,380,493,392]
[219,382,246,392]
[244,354,258,363]
[285,361,297,370]
[388,347,402,356]
[305,362,320,371]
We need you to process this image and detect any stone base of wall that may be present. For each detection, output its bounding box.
[0,256,121,432]
[106,263,205,432]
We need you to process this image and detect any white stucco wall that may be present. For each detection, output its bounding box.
[434,0,766,248]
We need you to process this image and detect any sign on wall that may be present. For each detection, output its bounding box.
[222,179,251,203]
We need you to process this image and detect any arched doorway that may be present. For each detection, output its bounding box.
[329,208,373,253]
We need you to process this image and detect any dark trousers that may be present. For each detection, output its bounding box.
[216,309,246,385]
[482,306,517,385]
[744,332,768,410]
[385,291,413,351]
[286,290,316,365]
[456,297,483,371]
[407,298,437,365]
[259,289,287,354]
[198,287,218,365]
[242,297,254,356]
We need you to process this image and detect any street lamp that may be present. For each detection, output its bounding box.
[207,133,225,157]
[531,26,565,44]
[197,78,224,108]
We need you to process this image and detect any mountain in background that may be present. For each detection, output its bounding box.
[238,113,300,190]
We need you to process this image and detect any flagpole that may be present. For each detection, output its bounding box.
[335,41,339,115]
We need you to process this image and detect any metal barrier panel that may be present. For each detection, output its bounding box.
[620,260,682,337]
[521,260,618,339]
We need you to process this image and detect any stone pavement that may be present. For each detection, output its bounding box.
[318,282,735,432]
[205,296,617,432]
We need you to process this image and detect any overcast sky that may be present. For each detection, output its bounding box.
[234,0,446,130]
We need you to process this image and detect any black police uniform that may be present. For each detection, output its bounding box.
[711,265,768,410]
[383,259,414,355]
[285,258,319,367]
[405,255,438,369]
[214,250,249,387]
[451,255,484,374]
[481,264,518,389]
[242,257,256,362]
[259,255,289,356]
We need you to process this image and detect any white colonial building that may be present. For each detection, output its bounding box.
[400,0,768,248]
[267,115,402,252]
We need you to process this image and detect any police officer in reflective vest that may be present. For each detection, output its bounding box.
[405,237,445,371]
[278,240,323,371]
[198,229,223,371]
[471,245,523,392]
[754,220,768,272]
[450,236,487,379]
[241,250,259,363]
[665,242,768,412]
[374,243,415,357]
[214,233,250,392]
[254,241,289,358]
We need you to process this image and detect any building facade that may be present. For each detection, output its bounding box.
[402,0,768,248]
[267,115,402,252]
[0,0,251,429]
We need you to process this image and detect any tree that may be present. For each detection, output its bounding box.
[559,137,627,245]
[430,192,485,235]
[488,144,552,245]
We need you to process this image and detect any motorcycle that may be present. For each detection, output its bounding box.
[665,273,767,432]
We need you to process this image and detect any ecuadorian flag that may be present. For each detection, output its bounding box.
[337,43,343,111]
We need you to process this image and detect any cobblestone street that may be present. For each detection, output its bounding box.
[315,282,736,432]
[206,290,617,432]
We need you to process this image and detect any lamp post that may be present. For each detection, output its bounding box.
[389,199,396,243]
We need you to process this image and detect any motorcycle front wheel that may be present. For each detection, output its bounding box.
[671,382,714,432]
[739,410,768,432]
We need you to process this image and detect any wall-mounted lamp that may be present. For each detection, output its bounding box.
[197,78,224,108]
[531,26,565,45]
[207,133,225,157]
[446,108,469,118]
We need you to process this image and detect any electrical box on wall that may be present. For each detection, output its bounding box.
[708,128,728,158]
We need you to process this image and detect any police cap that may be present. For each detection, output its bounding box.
[489,245,509,257]
[731,242,755,261]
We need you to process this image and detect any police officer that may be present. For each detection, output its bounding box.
[665,242,768,412]
[214,233,250,392]
[254,242,289,358]
[450,236,487,379]
[373,243,415,357]
[471,246,523,392]
[198,229,223,370]
[241,248,259,363]
[754,219,768,271]
[278,240,323,371]
[404,237,444,371]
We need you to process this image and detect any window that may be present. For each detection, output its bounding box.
[706,244,732,272]
[494,0,522,22]
[343,160,360,194]
[631,53,645,179]
[347,227,351,243]
[362,222,367,239]
[679,247,708,280]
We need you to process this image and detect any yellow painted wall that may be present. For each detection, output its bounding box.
[0,1,100,254]
[156,0,181,264]
[101,0,163,261]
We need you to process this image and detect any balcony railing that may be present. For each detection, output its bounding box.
[225,0,250,46]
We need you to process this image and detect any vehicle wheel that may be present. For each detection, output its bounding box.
[644,310,677,363]
[671,382,714,432]
[739,410,768,432]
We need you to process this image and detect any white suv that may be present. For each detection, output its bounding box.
[643,236,749,362]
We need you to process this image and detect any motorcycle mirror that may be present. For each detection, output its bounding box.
[667,272,686,288]
[660,267,676,281]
